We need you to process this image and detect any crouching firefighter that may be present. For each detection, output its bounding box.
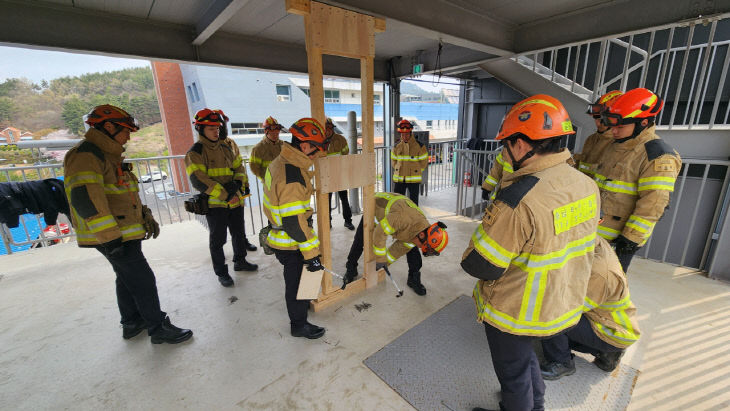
[541,236,640,380]
[343,192,448,296]
[64,104,192,344]
[185,108,258,288]
[263,118,328,339]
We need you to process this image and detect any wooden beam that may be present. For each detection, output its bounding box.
[374,17,386,33]
[311,270,385,312]
[285,0,310,15]
[361,55,376,287]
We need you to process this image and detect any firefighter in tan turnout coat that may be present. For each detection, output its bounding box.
[249,116,284,180]
[574,90,623,179]
[391,119,428,205]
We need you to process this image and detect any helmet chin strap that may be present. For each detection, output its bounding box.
[503,141,535,171]
[102,123,124,141]
[615,120,648,144]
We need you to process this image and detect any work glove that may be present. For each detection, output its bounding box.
[481,187,491,201]
[243,184,251,196]
[223,181,242,201]
[303,256,324,272]
[142,205,160,239]
[102,237,125,259]
[613,235,639,254]
[375,262,388,271]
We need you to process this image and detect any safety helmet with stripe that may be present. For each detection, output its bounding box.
[289,117,327,152]
[421,221,448,256]
[264,116,284,131]
[84,105,140,131]
[193,108,224,126]
[601,88,663,127]
[397,119,413,133]
[497,94,575,141]
[587,90,623,119]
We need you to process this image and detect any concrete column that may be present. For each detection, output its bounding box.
[347,110,361,214]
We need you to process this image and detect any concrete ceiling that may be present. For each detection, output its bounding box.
[1,0,729,82]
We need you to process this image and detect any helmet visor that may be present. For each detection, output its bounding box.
[601,112,629,127]
[587,103,604,118]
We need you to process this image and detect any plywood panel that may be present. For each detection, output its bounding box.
[309,1,375,58]
[315,153,375,193]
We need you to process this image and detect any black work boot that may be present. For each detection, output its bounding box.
[344,220,355,230]
[594,350,625,372]
[407,271,427,295]
[218,274,234,287]
[540,360,576,380]
[244,239,257,252]
[149,316,193,344]
[122,319,147,339]
[234,259,258,272]
[291,322,325,339]
[342,264,358,286]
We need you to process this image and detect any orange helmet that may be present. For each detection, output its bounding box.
[397,119,413,133]
[422,222,448,256]
[602,88,663,127]
[497,94,575,141]
[84,105,139,131]
[264,116,283,131]
[193,108,224,126]
[289,118,327,151]
[587,90,623,118]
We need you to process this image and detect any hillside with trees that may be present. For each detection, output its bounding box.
[0,67,161,136]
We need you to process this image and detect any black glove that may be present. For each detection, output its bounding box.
[102,237,125,259]
[243,184,251,196]
[613,235,639,254]
[303,256,324,272]
[375,262,387,271]
[223,181,241,201]
[481,187,491,201]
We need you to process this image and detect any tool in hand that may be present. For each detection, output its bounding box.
[383,266,404,297]
[322,267,348,290]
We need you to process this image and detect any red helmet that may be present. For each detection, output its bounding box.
[397,119,413,133]
[213,109,229,123]
[289,118,327,151]
[264,116,283,131]
[497,94,575,141]
[587,90,623,118]
[193,108,224,126]
[421,222,448,256]
[84,105,139,131]
[602,88,663,127]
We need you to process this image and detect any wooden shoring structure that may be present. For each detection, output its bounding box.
[285,0,386,311]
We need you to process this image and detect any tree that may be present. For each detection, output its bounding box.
[61,95,89,135]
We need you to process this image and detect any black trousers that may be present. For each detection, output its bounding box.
[393,182,420,205]
[273,249,310,327]
[205,206,247,276]
[329,190,353,223]
[484,322,545,411]
[541,316,623,365]
[346,217,422,274]
[615,247,637,272]
[96,240,166,328]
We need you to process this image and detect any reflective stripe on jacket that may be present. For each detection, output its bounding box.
[250,136,283,180]
[573,129,614,178]
[583,237,640,348]
[391,137,428,183]
[326,133,350,157]
[481,151,513,201]
[63,128,145,247]
[185,136,249,209]
[593,126,681,245]
[262,143,320,259]
[462,149,601,337]
[372,192,430,265]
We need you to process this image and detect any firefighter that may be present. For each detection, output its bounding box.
[541,236,640,380]
[249,116,284,180]
[185,108,258,288]
[480,149,512,202]
[462,95,600,411]
[263,117,327,339]
[597,88,682,271]
[64,104,192,344]
[573,90,623,179]
[324,117,355,230]
[391,119,428,205]
[342,192,448,295]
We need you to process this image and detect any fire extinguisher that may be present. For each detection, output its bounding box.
[463,171,472,187]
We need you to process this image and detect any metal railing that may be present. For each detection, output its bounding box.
[453,148,499,220]
[514,15,730,129]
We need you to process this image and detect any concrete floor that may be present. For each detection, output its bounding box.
[1,198,729,410]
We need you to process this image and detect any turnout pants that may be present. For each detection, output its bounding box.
[329,190,353,223]
[346,217,421,274]
[541,316,623,365]
[484,322,545,411]
[97,240,166,329]
[273,249,310,327]
[205,206,247,276]
[393,182,420,205]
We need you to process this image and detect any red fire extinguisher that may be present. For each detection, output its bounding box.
[463,171,472,187]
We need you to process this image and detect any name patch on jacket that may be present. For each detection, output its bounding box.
[553,194,597,235]
[654,158,676,172]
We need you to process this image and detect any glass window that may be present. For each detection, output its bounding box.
[373,94,381,104]
[191,82,200,101]
[426,120,433,129]
[324,90,340,103]
[276,85,291,101]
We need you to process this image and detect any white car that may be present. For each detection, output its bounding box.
[140,171,168,183]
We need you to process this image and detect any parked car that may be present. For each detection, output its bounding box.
[140,171,168,183]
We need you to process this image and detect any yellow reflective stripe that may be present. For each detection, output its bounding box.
[207,168,234,177]
[578,162,595,176]
[496,152,513,174]
[103,184,138,194]
[86,215,117,233]
[120,224,145,239]
[262,196,281,225]
[234,172,247,180]
[298,234,320,252]
[392,155,427,161]
[593,322,639,345]
[390,151,397,160]
[471,224,517,268]
[265,196,310,217]
[510,98,558,113]
[232,157,242,168]
[267,229,297,246]
[519,271,548,322]
[264,169,272,190]
[511,233,596,273]
[66,172,104,187]
[484,175,498,186]
[404,175,422,182]
[553,194,597,235]
[373,246,387,256]
[403,242,415,249]
[379,218,395,235]
[186,163,207,175]
[594,173,637,195]
[249,156,263,165]
[626,215,654,235]
[599,294,632,310]
[638,176,676,192]
[386,250,396,263]
[209,184,223,199]
[583,296,599,311]
[598,225,621,240]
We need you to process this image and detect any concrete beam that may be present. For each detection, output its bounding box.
[192,0,251,46]
[514,0,730,53]
[0,0,389,80]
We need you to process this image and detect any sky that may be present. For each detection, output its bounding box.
[0,46,151,84]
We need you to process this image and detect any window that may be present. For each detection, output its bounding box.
[426,120,433,129]
[373,94,381,105]
[299,87,310,96]
[191,82,200,102]
[324,90,340,103]
[276,85,291,101]
[231,122,265,135]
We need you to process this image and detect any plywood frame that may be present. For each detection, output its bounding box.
[285,0,385,311]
